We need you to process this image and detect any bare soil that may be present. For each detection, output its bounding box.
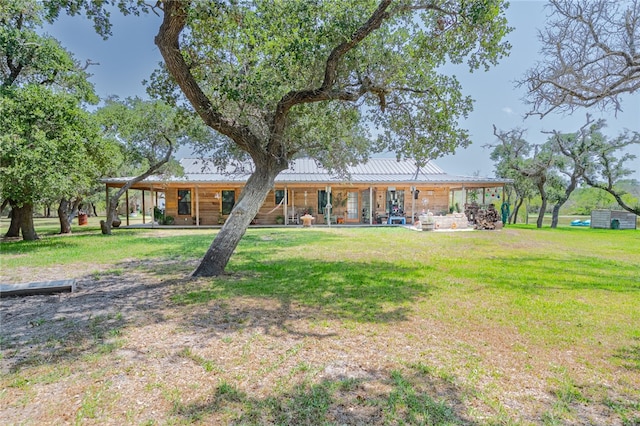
[1,257,638,425]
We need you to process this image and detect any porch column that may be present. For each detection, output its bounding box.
[326,185,332,227]
[105,184,109,220]
[284,186,288,225]
[411,186,415,224]
[142,190,146,224]
[125,190,130,226]
[369,186,373,225]
[195,185,200,227]
[291,190,295,224]
[151,185,155,229]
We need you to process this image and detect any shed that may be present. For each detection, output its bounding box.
[590,210,637,230]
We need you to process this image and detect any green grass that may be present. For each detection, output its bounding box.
[3,223,639,347]
[2,220,639,424]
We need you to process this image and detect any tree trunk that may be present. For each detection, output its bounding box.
[550,204,561,228]
[91,203,98,217]
[536,182,547,229]
[57,198,81,234]
[101,144,174,235]
[5,206,21,238]
[192,163,282,277]
[551,176,578,228]
[59,199,72,234]
[14,203,39,240]
[102,194,121,235]
[511,198,524,224]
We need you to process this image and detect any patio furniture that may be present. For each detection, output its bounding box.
[301,214,315,227]
[387,216,406,225]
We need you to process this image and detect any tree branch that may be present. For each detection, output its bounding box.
[154,1,262,156]
[270,0,394,148]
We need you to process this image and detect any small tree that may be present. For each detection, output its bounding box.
[0,86,104,240]
[490,126,557,228]
[543,118,605,228]
[578,130,640,216]
[94,96,208,234]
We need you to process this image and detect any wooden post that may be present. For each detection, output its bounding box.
[125,190,130,226]
[142,189,146,224]
[284,187,288,225]
[195,185,200,227]
[369,186,373,224]
[410,186,415,224]
[151,185,155,228]
[462,185,466,206]
[105,184,109,220]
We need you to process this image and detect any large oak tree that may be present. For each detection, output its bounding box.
[152,0,511,276]
[53,0,511,275]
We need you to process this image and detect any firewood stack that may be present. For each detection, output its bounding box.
[474,204,500,230]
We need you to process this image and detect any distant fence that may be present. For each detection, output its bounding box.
[590,210,637,230]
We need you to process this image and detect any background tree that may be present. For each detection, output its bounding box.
[578,128,640,215]
[520,0,640,117]
[55,136,121,234]
[488,131,537,224]
[1,0,105,239]
[492,118,640,228]
[94,96,205,235]
[563,183,639,214]
[543,119,605,228]
[490,126,557,228]
[0,86,106,239]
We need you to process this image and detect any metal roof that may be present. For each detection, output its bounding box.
[102,157,509,186]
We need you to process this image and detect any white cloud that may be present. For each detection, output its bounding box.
[502,107,515,115]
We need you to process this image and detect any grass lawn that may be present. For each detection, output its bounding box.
[1,219,639,425]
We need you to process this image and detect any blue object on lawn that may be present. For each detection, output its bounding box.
[570,219,591,227]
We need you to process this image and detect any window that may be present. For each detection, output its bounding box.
[275,189,286,206]
[317,190,332,214]
[177,189,191,215]
[222,190,235,215]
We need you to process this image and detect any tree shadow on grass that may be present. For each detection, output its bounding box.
[172,368,475,425]
[0,255,432,373]
[170,257,434,325]
[0,265,180,373]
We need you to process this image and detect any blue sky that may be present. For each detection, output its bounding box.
[45,1,639,179]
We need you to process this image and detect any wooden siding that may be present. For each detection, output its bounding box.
[591,210,637,230]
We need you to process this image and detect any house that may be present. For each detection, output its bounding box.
[102,157,510,226]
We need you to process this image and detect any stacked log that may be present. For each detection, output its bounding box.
[474,204,501,230]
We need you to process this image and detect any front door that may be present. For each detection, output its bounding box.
[347,191,358,220]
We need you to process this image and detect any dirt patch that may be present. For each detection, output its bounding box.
[1,259,638,425]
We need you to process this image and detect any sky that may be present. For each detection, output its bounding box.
[44,1,640,179]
